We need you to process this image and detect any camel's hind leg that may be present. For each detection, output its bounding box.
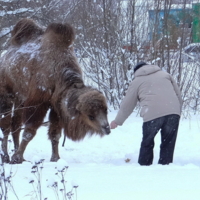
[0,96,13,163]
[48,109,62,162]
[10,102,49,164]
[11,102,23,152]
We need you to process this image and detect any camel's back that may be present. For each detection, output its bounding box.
[0,19,81,102]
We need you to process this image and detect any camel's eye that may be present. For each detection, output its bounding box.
[88,115,95,121]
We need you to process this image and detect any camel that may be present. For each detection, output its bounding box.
[0,18,110,164]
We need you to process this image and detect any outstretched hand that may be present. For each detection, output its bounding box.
[110,120,118,129]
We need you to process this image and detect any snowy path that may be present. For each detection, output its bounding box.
[3,111,200,200]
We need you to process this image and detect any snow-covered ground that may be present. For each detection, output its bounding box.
[2,110,200,200]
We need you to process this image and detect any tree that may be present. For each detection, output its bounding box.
[0,0,200,114]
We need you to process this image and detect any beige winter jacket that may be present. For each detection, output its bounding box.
[114,65,182,124]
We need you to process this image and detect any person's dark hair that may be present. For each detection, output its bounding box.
[134,62,147,73]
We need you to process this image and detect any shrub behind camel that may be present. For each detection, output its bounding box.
[0,18,110,164]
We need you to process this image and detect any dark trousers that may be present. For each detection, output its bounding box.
[138,114,180,165]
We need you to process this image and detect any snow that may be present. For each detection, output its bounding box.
[1,110,200,200]
[0,8,34,17]
[15,42,41,60]
[0,131,3,139]
[0,27,12,38]
[56,159,69,172]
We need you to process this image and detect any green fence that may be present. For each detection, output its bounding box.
[192,3,200,43]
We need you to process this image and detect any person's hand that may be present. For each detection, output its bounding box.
[110,120,118,129]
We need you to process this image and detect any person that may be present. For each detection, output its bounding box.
[110,62,182,165]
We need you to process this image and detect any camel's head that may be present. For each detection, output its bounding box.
[76,90,110,136]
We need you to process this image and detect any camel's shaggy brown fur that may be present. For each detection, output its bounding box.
[0,18,110,164]
[11,18,44,46]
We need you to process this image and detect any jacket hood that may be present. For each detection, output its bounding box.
[134,65,161,77]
